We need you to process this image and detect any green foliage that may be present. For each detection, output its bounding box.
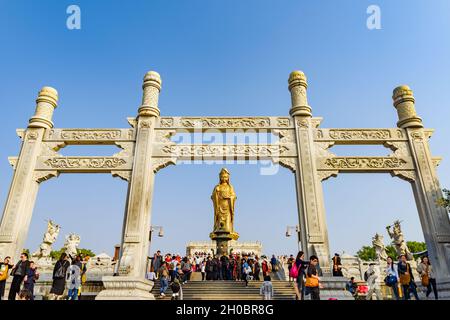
[77,248,95,258]
[356,242,426,261]
[437,188,450,210]
[406,241,427,256]
[385,246,397,259]
[356,246,376,261]
[50,248,95,260]
[22,248,30,257]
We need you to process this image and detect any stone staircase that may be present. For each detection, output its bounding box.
[152,279,297,300]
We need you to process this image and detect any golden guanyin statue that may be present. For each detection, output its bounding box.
[210,168,239,255]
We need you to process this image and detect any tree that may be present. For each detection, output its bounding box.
[406,241,427,256]
[437,188,450,211]
[356,242,426,261]
[50,248,95,260]
[356,246,376,261]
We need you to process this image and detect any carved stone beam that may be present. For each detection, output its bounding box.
[153,143,296,160]
[43,128,135,144]
[317,156,415,173]
[155,117,294,130]
[314,128,408,144]
[35,156,133,173]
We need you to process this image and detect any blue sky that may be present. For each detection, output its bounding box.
[1,0,449,258]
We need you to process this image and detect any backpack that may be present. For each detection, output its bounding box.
[171,281,181,293]
[364,270,371,282]
[54,263,66,278]
[289,262,299,278]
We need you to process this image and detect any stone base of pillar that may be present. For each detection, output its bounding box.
[95,276,155,300]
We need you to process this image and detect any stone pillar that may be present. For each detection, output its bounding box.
[97,71,161,300]
[0,87,58,259]
[288,71,331,273]
[393,86,450,293]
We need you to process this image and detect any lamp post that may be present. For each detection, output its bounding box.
[286,225,301,252]
[149,225,164,240]
[147,225,164,273]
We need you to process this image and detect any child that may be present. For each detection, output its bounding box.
[23,261,39,300]
[260,275,274,300]
[67,260,81,300]
[170,278,183,300]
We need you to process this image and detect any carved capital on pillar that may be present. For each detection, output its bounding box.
[391,170,416,183]
[288,71,312,117]
[138,71,161,118]
[392,85,423,129]
[29,87,58,129]
[34,170,59,183]
[152,157,177,173]
[112,171,132,182]
[317,170,339,182]
[272,157,296,173]
[8,157,18,170]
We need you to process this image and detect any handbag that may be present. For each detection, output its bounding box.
[421,265,430,286]
[399,263,411,285]
[384,274,397,287]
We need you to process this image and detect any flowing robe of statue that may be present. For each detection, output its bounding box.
[211,168,236,233]
[372,233,388,261]
[33,220,60,258]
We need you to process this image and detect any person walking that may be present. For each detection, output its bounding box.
[417,256,438,300]
[152,251,163,278]
[206,256,214,281]
[23,261,39,300]
[260,275,274,300]
[243,260,252,287]
[398,254,420,300]
[332,253,343,277]
[287,254,295,282]
[67,259,81,300]
[270,255,277,272]
[293,251,308,300]
[253,257,261,281]
[158,263,169,298]
[365,263,382,300]
[0,256,13,300]
[304,255,321,300]
[200,260,206,281]
[49,252,70,300]
[384,256,400,300]
[8,252,31,300]
[261,256,269,278]
[181,257,192,284]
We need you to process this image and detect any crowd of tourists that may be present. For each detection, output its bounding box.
[0,249,440,301]
[343,254,438,300]
[0,252,89,300]
[148,251,281,299]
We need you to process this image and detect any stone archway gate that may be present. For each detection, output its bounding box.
[1,70,449,299]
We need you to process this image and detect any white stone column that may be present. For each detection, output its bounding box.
[0,87,58,259]
[393,86,450,289]
[97,71,161,300]
[288,71,331,272]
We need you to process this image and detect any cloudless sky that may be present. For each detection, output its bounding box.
[0,0,449,258]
